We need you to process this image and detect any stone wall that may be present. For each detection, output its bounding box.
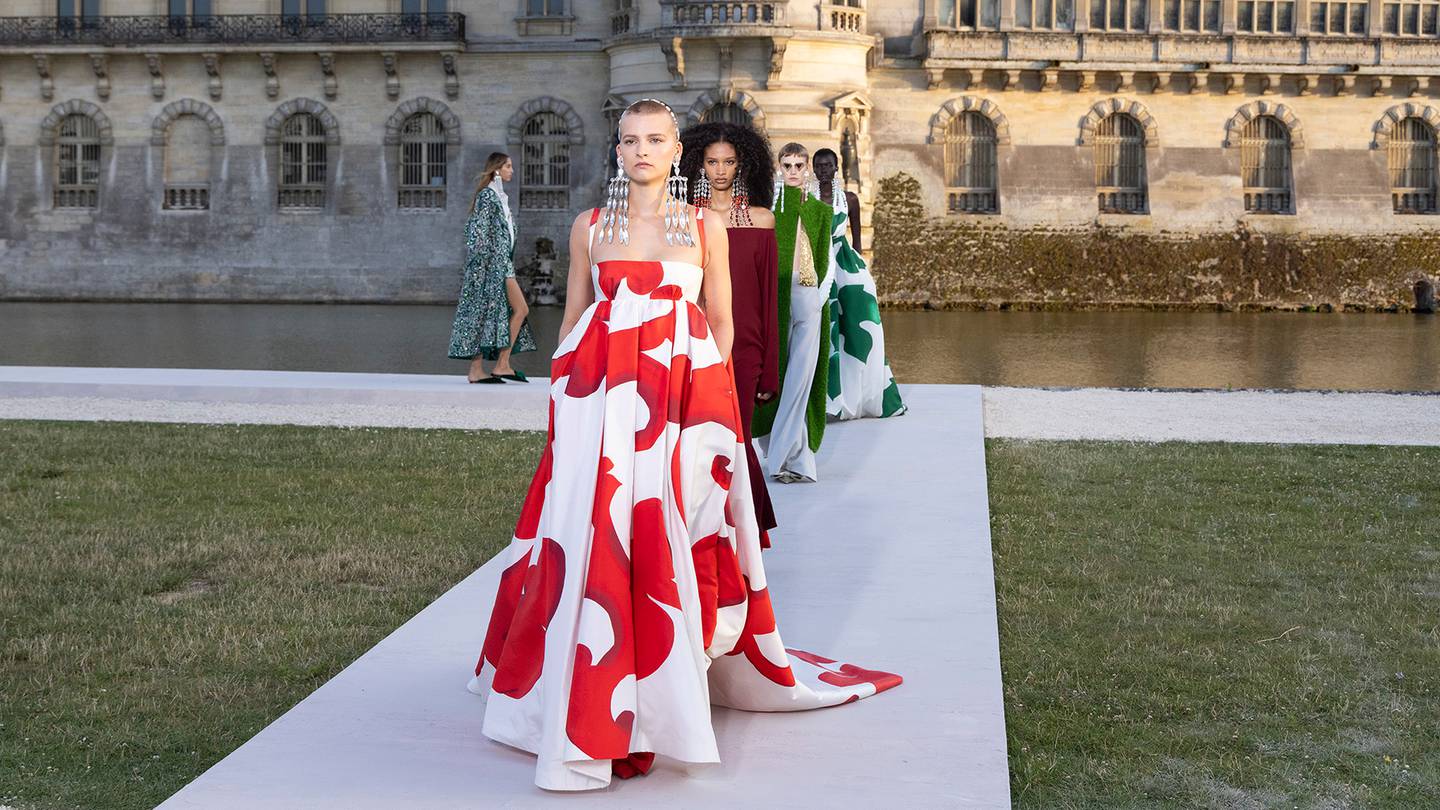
[0,47,611,302]
[871,173,1433,311]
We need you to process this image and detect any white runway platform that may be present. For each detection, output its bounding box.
[126,382,1012,808]
[2,366,1435,445]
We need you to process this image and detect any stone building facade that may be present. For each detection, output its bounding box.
[1,0,1438,303]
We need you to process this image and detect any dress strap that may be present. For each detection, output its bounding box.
[587,207,600,260]
[695,207,707,265]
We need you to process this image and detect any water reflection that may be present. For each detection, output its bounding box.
[873,310,1438,392]
[0,303,1435,392]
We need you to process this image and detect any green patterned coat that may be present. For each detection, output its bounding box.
[448,187,536,361]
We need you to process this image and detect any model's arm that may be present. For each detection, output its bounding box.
[701,213,735,361]
[557,210,596,344]
[846,191,862,251]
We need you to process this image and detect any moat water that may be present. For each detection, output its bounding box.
[1,302,1436,392]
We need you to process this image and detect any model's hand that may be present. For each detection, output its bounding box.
[756,391,775,403]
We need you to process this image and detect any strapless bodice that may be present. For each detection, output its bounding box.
[591,260,704,305]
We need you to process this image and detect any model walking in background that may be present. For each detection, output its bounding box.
[448,152,536,383]
[680,120,780,544]
[813,148,906,420]
[752,143,833,483]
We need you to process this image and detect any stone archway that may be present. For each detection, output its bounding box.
[264,98,340,145]
[39,99,114,146]
[383,96,462,146]
[685,89,767,133]
[506,96,585,146]
[1077,97,1158,146]
[1370,102,1440,149]
[151,99,225,147]
[927,96,1011,145]
[1223,101,1303,149]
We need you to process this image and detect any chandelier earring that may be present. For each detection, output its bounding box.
[695,171,712,210]
[601,154,631,245]
[805,168,821,201]
[731,175,753,227]
[831,174,849,217]
[664,154,694,248]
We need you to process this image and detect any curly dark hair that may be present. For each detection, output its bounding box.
[678,121,775,210]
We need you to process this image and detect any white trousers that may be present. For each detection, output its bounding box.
[761,278,824,482]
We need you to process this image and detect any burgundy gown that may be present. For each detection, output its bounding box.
[724,226,780,542]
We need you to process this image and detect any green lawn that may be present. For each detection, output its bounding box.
[0,421,542,810]
[1,422,1437,808]
[990,440,1440,808]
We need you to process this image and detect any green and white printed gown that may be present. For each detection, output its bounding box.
[824,208,906,420]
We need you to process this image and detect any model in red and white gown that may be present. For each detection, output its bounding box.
[467,207,900,792]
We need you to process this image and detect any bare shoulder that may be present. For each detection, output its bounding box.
[747,206,776,229]
[700,207,730,243]
[571,208,597,233]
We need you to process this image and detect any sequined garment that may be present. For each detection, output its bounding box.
[448,187,537,361]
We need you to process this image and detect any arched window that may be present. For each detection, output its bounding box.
[944,111,998,214]
[1240,115,1293,214]
[399,112,447,210]
[55,113,100,209]
[278,113,328,211]
[840,121,861,188]
[702,102,753,128]
[163,114,212,210]
[1389,116,1436,214]
[520,111,570,210]
[1095,113,1147,214]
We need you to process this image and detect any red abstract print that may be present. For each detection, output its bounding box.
[470,208,900,792]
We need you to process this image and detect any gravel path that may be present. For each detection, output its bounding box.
[2,367,1437,446]
[983,387,1440,446]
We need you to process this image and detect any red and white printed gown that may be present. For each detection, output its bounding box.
[468,208,900,791]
